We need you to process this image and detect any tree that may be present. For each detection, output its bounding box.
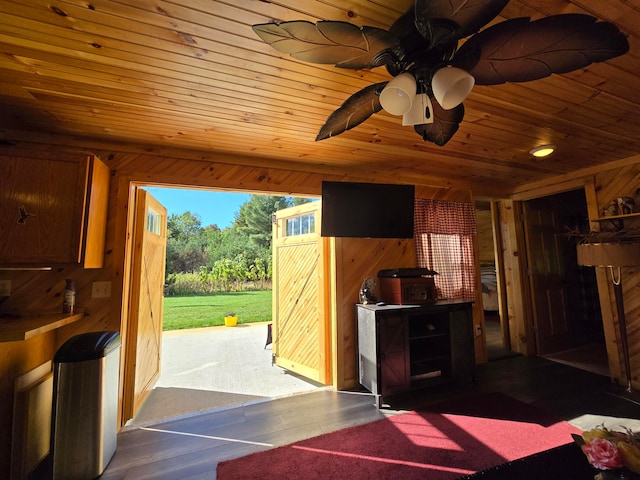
[167,211,204,242]
[166,237,208,273]
[203,228,265,268]
[292,197,314,206]
[163,195,306,282]
[233,195,291,249]
[166,212,206,273]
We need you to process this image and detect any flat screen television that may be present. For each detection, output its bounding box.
[321,181,415,238]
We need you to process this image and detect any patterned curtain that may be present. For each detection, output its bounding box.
[414,199,477,301]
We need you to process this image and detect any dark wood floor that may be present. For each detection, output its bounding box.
[484,312,520,361]
[99,355,640,480]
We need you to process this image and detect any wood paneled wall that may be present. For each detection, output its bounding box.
[502,159,640,388]
[0,150,120,477]
[331,184,486,390]
[5,139,640,477]
[591,165,640,388]
[332,236,417,389]
[0,143,486,478]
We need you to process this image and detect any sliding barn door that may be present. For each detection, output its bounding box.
[272,201,331,384]
[123,189,167,420]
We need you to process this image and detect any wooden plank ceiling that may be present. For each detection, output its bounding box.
[0,0,639,196]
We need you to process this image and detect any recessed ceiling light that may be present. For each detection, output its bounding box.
[529,144,556,158]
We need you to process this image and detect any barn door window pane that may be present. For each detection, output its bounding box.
[147,208,162,235]
[286,213,315,236]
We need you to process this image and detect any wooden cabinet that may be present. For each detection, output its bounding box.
[0,155,109,267]
[357,301,474,408]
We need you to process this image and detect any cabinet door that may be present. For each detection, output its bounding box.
[378,313,410,395]
[449,304,475,382]
[0,156,108,266]
[0,157,85,263]
[81,156,110,268]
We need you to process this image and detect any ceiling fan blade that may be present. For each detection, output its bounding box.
[252,21,399,69]
[414,0,509,45]
[453,14,629,85]
[414,101,464,146]
[316,82,386,140]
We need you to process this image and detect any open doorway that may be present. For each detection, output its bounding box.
[124,187,324,428]
[476,201,518,362]
[476,191,608,376]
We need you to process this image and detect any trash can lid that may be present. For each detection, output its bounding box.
[54,331,121,363]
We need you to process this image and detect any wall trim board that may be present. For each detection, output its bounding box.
[0,135,509,197]
[511,177,591,202]
[512,154,640,199]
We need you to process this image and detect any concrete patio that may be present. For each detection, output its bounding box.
[126,322,323,428]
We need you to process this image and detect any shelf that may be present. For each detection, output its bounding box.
[411,370,442,381]
[0,311,85,342]
[411,353,450,364]
[594,212,640,221]
[410,333,448,340]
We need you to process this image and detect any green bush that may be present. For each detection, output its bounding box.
[165,272,209,295]
[165,271,272,296]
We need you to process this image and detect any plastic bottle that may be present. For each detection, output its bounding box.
[63,279,76,314]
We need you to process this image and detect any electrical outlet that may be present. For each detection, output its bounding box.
[0,280,11,296]
[475,324,482,337]
[92,281,112,299]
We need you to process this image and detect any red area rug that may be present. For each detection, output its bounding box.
[216,392,581,480]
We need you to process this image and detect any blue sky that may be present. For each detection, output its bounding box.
[145,187,251,229]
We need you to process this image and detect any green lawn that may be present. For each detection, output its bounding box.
[162,291,272,330]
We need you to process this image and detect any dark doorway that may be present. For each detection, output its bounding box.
[523,189,607,375]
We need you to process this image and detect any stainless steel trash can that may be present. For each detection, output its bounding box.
[51,331,121,480]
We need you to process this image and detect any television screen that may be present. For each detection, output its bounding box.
[321,181,415,238]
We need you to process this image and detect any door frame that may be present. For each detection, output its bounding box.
[509,178,603,357]
[487,200,511,351]
[114,182,330,425]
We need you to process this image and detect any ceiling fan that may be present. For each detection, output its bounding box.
[252,0,629,146]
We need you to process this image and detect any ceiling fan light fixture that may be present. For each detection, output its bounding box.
[402,93,434,126]
[255,9,629,147]
[431,67,475,110]
[380,72,416,115]
[529,144,556,158]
